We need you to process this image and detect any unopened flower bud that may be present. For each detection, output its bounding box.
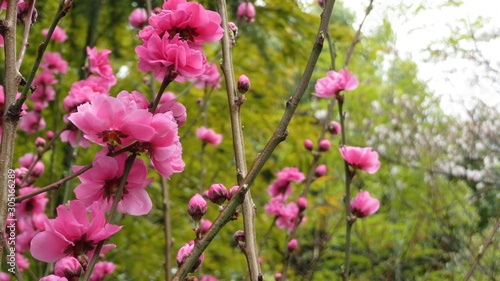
[297,197,307,211]
[258,257,263,264]
[315,164,327,177]
[304,139,313,151]
[317,0,323,8]
[287,239,298,251]
[233,230,245,243]
[228,22,238,38]
[228,185,239,199]
[17,2,37,24]
[55,257,83,280]
[237,2,256,23]
[318,139,331,152]
[35,137,46,148]
[128,8,148,29]
[274,273,282,281]
[200,219,212,234]
[207,183,228,205]
[188,194,207,221]
[176,242,204,273]
[237,75,250,94]
[329,121,341,135]
[46,130,55,140]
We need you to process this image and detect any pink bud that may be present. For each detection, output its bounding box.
[317,0,323,8]
[350,190,380,218]
[35,137,46,148]
[200,219,212,234]
[318,139,331,152]
[287,239,298,251]
[304,139,313,151]
[297,197,307,211]
[274,273,282,281]
[188,194,207,221]
[176,242,204,273]
[315,164,327,177]
[46,130,55,139]
[128,8,148,29]
[329,121,341,135]
[258,257,263,264]
[228,22,238,38]
[237,2,256,23]
[237,75,250,94]
[207,183,229,205]
[233,230,245,242]
[17,2,37,24]
[54,257,83,280]
[228,185,239,199]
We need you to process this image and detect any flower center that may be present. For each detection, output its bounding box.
[63,234,95,257]
[167,26,199,42]
[102,176,129,201]
[97,130,129,145]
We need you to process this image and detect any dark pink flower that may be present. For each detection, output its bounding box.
[39,275,68,281]
[297,196,307,211]
[73,151,154,216]
[156,99,187,127]
[54,257,83,280]
[276,202,302,230]
[287,239,298,251]
[303,139,313,151]
[19,153,44,176]
[318,139,331,152]
[237,74,250,93]
[200,275,218,281]
[129,8,148,29]
[90,261,116,281]
[196,126,222,146]
[16,187,48,218]
[228,185,239,199]
[86,47,116,83]
[193,63,222,89]
[329,121,341,135]
[136,34,206,81]
[41,52,68,74]
[19,111,46,133]
[315,164,327,177]
[268,167,305,198]
[200,219,212,234]
[64,77,110,113]
[264,197,286,216]
[350,190,380,218]
[176,242,204,272]
[16,253,30,271]
[237,2,256,23]
[339,146,381,174]
[313,69,359,98]
[0,272,10,281]
[30,200,122,263]
[207,183,228,205]
[151,0,224,44]
[188,194,207,221]
[0,34,4,47]
[43,26,67,42]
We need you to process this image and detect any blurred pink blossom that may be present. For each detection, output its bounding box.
[196,126,222,146]
[90,261,116,281]
[339,146,381,174]
[237,2,256,23]
[176,242,204,272]
[128,8,148,29]
[313,69,359,98]
[43,26,67,42]
[41,52,68,74]
[350,190,380,218]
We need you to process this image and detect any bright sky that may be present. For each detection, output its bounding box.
[341,0,500,116]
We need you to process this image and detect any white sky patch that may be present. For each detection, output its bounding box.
[340,0,500,116]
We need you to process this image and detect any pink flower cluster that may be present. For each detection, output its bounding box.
[135,0,224,82]
[265,167,306,230]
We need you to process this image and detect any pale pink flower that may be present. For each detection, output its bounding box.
[30,200,122,263]
[86,47,116,84]
[176,242,204,272]
[129,8,148,29]
[193,63,222,89]
[19,111,46,133]
[136,34,206,81]
[60,128,92,148]
[117,90,150,110]
[30,84,55,109]
[19,153,44,176]
[39,275,68,281]
[188,194,207,221]
[200,275,218,281]
[350,190,380,218]
[73,151,154,216]
[16,187,48,218]
[313,69,359,98]
[339,146,381,174]
[16,253,29,271]
[329,121,341,135]
[0,272,10,281]
[64,77,110,113]
[90,261,116,281]
[41,52,68,74]
[268,167,305,198]
[196,126,222,146]
[54,257,83,280]
[151,0,224,44]
[159,91,177,103]
[237,2,256,23]
[43,26,67,42]
[33,69,58,85]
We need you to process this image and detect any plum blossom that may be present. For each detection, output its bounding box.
[41,52,68,74]
[329,121,341,135]
[64,77,110,113]
[193,63,222,89]
[176,242,204,272]
[313,69,359,98]
[90,261,116,281]
[39,275,68,281]
[268,167,305,198]
[350,190,380,218]
[129,8,148,29]
[43,26,67,42]
[73,151,154,216]
[188,194,207,221]
[16,187,48,218]
[86,47,116,85]
[19,111,46,133]
[196,126,222,146]
[237,2,256,23]
[30,200,122,263]
[339,146,381,174]
[54,257,83,280]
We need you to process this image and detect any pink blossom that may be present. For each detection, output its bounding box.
[16,187,48,218]
[30,200,122,263]
[297,196,307,211]
[136,34,206,81]
[54,257,83,280]
[193,63,222,89]
[41,52,68,74]
[60,128,92,148]
[73,151,154,216]
[237,2,256,23]
[159,91,177,103]
[43,26,68,42]
[264,197,286,216]
[228,185,239,199]
[0,272,10,281]
[151,0,224,44]
[117,90,150,110]
[188,194,207,221]
[339,146,381,174]
[16,253,30,271]
[200,275,218,281]
[64,77,110,113]
[90,261,116,281]
[0,34,4,47]
[176,242,204,272]
[268,167,305,198]
[315,164,327,177]
[329,121,341,135]
[30,84,55,109]
[275,273,282,280]
[39,275,68,281]
[350,190,380,218]
[156,99,187,127]
[276,202,302,230]
[19,111,46,133]
[313,69,359,98]
[33,69,58,85]
[86,47,116,84]
[129,8,148,29]
[196,126,222,146]
[19,153,44,176]
[287,239,298,251]
[200,219,212,234]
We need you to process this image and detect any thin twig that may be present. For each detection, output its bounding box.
[343,0,373,68]
[161,176,173,280]
[16,0,38,70]
[171,0,336,279]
